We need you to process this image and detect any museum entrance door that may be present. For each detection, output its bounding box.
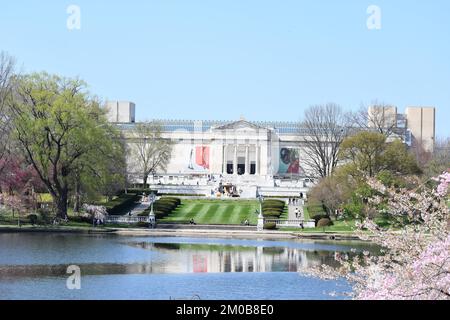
[237,157,245,175]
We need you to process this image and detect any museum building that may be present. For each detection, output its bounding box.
[105,101,435,197]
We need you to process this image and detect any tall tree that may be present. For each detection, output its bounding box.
[339,131,387,178]
[0,52,16,173]
[70,127,127,212]
[8,72,121,219]
[301,103,350,178]
[129,121,173,188]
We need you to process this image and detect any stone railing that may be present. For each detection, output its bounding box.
[264,219,316,229]
[104,216,149,224]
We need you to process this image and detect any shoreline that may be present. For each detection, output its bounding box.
[0,225,367,241]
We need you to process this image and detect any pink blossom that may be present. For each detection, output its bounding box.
[302,174,450,300]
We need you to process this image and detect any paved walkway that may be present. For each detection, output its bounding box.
[288,205,304,220]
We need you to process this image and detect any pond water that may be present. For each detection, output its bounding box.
[0,233,377,300]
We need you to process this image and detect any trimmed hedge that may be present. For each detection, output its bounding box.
[264,222,277,230]
[262,211,283,218]
[262,199,285,208]
[262,199,285,218]
[104,193,140,215]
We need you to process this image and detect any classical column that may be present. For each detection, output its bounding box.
[233,145,238,175]
[222,144,227,174]
[255,145,260,175]
[245,145,250,175]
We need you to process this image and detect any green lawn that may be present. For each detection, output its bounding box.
[302,206,311,220]
[280,220,358,233]
[158,199,260,225]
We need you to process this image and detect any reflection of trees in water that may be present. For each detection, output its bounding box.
[153,243,181,250]
[262,247,285,255]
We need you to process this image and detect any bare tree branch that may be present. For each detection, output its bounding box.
[129,121,173,188]
[348,101,399,137]
[300,103,350,178]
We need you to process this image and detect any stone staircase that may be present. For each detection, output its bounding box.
[129,202,150,216]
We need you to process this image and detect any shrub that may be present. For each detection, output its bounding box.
[262,211,283,218]
[312,214,329,226]
[162,197,181,205]
[105,193,140,215]
[126,188,156,195]
[262,200,285,209]
[262,205,284,212]
[135,222,149,228]
[27,214,38,225]
[317,218,333,228]
[264,222,277,230]
[262,200,285,217]
[38,209,52,225]
[70,215,93,224]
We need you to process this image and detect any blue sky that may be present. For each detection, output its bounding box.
[1,1,449,137]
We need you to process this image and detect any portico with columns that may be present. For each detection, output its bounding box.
[211,120,271,178]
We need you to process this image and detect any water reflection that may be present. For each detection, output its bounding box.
[128,241,341,273]
[0,234,369,300]
[0,240,345,279]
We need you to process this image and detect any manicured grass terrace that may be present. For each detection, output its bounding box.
[158,199,262,225]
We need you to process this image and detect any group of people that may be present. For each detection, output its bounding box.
[294,207,302,219]
[288,198,302,206]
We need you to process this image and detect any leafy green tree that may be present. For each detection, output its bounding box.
[312,132,422,222]
[382,139,422,175]
[309,172,350,218]
[339,132,421,177]
[70,129,126,212]
[8,72,122,219]
[339,131,386,177]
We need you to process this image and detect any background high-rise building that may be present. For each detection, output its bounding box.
[405,107,436,153]
[368,105,436,153]
[106,101,136,123]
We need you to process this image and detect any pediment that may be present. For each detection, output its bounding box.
[212,120,266,131]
